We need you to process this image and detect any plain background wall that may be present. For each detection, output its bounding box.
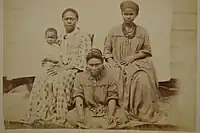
[171,0,197,131]
[3,0,172,81]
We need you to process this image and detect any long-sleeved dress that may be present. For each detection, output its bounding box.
[104,24,166,123]
[26,27,92,125]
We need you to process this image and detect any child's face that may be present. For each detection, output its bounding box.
[45,31,57,45]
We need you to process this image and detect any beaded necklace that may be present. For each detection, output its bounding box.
[122,23,137,39]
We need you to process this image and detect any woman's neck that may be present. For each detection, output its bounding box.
[122,22,137,39]
[65,28,75,34]
[65,29,73,34]
[124,22,134,28]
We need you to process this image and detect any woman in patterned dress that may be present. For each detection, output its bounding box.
[104,0,167,123]
[26,8,92,125]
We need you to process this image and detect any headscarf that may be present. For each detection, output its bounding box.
[120,0,139,14]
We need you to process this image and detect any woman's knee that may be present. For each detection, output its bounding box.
[137,71,149,82]
[115,108,129,123]
[66,108,78,123]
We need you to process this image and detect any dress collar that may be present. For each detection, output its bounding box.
[61,27,80,39]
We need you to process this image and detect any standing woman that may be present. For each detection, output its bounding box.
[104,0,166,123]
[26,8,92,125]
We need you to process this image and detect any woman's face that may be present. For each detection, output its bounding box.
[121,8,137,24]
[87,58,103,77]
[62,11,78,33]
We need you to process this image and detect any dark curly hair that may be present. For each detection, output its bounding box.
[61,8,79,20]
[86,48,104,63]
[44,28,57,36]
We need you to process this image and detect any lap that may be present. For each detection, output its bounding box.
[27,70,78,122]
[66,107,128,129]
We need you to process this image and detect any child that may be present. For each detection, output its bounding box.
[42,28,64,69]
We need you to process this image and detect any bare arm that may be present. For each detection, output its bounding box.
[73,74,86,123]
[107,76,118,124]
[75,97,84,117]
[108,99,116,117]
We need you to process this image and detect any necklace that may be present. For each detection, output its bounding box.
[126,27,134,33]
[122,23,137,39]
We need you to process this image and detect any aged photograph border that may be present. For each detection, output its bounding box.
[0,0,200,133]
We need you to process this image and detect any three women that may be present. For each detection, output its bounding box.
[27,0,167,128]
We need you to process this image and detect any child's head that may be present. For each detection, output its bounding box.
[45,28,58,45]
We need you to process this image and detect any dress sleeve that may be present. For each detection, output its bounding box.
[73,74,84,100]
[107,76,118,102]
[70,34,92,71]
[140,29,152,56]
[104,30,113,60]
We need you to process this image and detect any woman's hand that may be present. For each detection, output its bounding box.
[108,115,115,125]
[64,64,75,71]
[108,99,116,125]
[44,56,59,64]
[120,56,135,66]
[47,67,57,76]
[47,65,62,76]
[78,115,86,124]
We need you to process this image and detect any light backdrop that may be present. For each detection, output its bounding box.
[3,0,173,81]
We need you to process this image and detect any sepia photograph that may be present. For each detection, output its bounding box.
[1,0,199,132]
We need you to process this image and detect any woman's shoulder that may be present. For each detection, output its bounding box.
[136,25,148,33]
[76,30,93,43]
[76,29,91,38]
[75,71,88,81]
[108,24,148,33]
[104,66,120,82]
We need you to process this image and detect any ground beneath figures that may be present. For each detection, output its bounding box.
[3,82,181,131]
[4,121,180,131]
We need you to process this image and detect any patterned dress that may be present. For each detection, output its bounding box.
[26,28,92,125]
[66,66,129,129]
[104,24,167,123]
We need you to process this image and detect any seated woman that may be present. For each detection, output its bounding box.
[25,8,92,126]
[104,0,167,123]
[66,48,129,129]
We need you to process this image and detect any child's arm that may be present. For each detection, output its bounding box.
[58,54,65,66]
[44,54,59,64]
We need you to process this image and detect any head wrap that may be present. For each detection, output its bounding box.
[120,0,139,14]
[86,48,104,62]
